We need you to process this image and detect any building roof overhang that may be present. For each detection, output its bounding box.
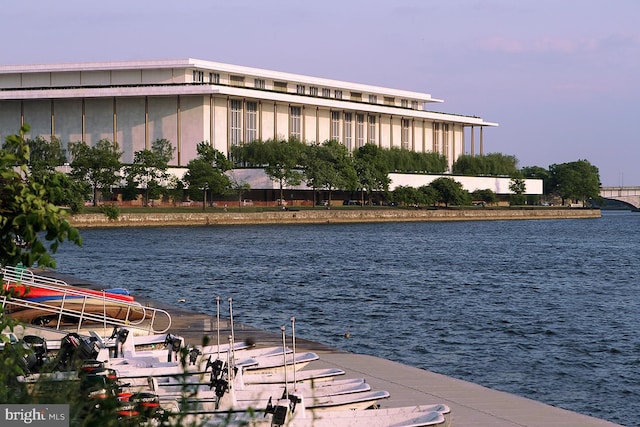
[0,58,444,104]
[0,83,498,127]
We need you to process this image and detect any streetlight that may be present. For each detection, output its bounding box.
[202,184,208,211]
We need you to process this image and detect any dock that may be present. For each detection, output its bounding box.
[17,270,621,427]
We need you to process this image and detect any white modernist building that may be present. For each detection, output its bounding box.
[0,58,498,171]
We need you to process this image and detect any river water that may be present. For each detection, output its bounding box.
[51,210,639,426]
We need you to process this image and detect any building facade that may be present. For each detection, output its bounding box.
[0,58,498,170]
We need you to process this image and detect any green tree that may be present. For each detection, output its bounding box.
[392,185,424,207]
[384,147,447,173]
[354,144,391,205]
[429,177,469,207]
[549,160,601,206]
[183,142,232,208]
[69,139,122,207]
[26,135,67,174]
[509,175,527,206]
[125,139,175,206]
[14,136,86,213]
[262,138,306,204]
[419,184,439,207]
[452,153,519,176]
[0,125,82,268]
[304,140,358,205]
[471,189,498,206]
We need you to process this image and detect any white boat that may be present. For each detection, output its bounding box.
[239,351,319,375]
[156,382,389,413]
[204,404,451,427]
[240,367,346,385]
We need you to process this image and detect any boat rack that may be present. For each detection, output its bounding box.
[1,265,171,334]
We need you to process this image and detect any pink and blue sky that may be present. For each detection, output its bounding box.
[3,0,639,186]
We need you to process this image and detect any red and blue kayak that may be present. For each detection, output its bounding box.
[4,283,135,302]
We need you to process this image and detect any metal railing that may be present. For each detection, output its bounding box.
[1,265,171,334]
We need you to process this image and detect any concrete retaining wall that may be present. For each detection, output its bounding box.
[67,208,601,228]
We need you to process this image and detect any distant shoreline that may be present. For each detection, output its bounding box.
[68,208,601,228]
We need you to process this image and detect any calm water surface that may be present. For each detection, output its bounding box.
[52,211,639,426]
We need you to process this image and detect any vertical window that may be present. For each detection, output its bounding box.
[401,119,410,149]
[356,114,365,148]
[433,123,440,153]
[411,100,419,110]
[296,84,306,95]
[368,94,377,104]
[245,102,258,143]
[290,106,301,140]
[401,99,409,108]
[321,88,331,97]
[193,71,204,82]
[230,100,242,146]
[368,116,376,144]
[254,79,265,89]
[309,86,318,96]
[442,123,449,157]
[210,73,220,84]
[331,111,341,141]
[344,113,353,151]
[334,90,343,100]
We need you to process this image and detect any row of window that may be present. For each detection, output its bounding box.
[228,100,448,152]
[193,70,421,109]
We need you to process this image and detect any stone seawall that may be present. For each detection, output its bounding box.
[67,208,601,228]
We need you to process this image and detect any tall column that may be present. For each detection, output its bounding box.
[145,96,149,149]
[470,125,475,156]
[480,126,484,156]
[315,106,319,143]
[51,100,55,139]
[451,123,456,166]
[210,94,215,148]
[113,98,117,145]
[177,95,181,165]
[81,99,85,143]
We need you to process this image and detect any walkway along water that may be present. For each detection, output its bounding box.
[24,269,619,427]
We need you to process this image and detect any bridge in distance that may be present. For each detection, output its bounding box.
[600,187,640,209]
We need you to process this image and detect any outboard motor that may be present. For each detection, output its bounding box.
[164,334,182,362]
[57,333,100,370]
[109,327,129,358]
[188,347,201,366]
[265,396,290,427]
[22,335,48,373]
[2,340,38,374]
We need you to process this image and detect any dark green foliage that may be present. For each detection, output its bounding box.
[428,177,470,207]
[124,139,175,206]
[392,185,424,206]
[384,147,447,173]
[100,204,120,220]
[471,189,498,205]
[303,140,358,204]
[263,138,305,201]
[183,142,232,206]
[452,153,519,176]
[548,160,601,205]
[69,139,123,207]
[0,125,82,268]
[354,144,391,205]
